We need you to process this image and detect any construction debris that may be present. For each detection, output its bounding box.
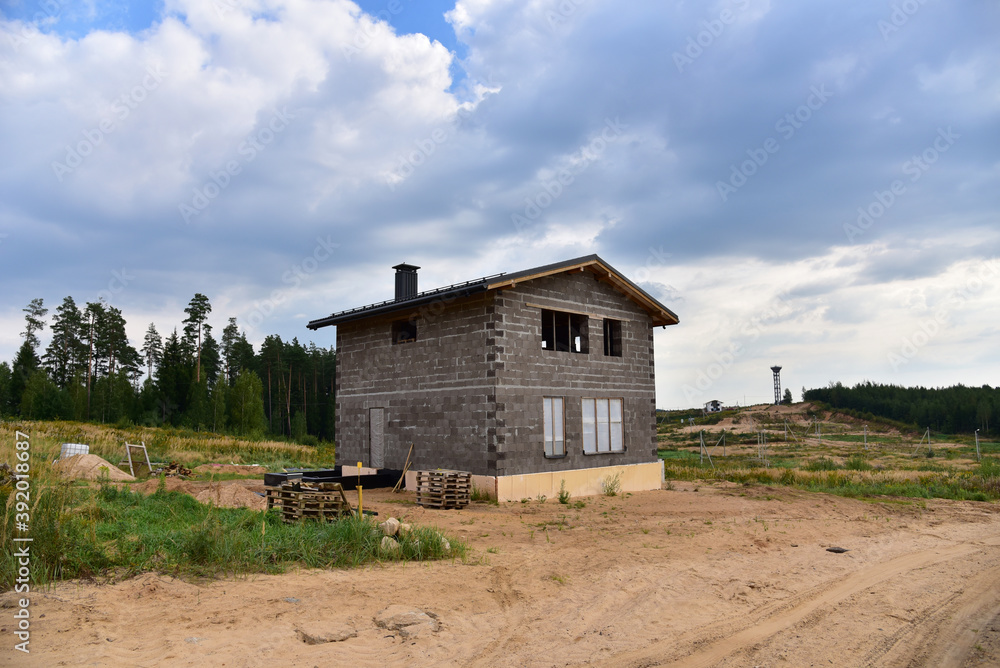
[266,481,354,523]
[415,470,472,509]
[0,463,15,488]
[151,462,192,478]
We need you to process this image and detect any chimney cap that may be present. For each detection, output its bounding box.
[393,263,420,272]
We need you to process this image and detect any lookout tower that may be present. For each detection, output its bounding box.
[770,366,782,405]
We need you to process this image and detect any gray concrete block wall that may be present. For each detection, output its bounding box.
[493,272,658,476]
[336,293,498,474]
[334,269,661,477]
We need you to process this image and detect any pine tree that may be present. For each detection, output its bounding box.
[140,323,163,381]
[229,369,266,437]
[156,329,191,424]
[20,370,70,420]
[9,341,38,416]
[43,296,85,389]
[186,379,210,431]
[221,318,255,386]
[221,317,240,386]
[83,301,106,417]
[0,361,12,417]
[210,380,229,433]
[200,331,221,388]
[182,293,212,383]
[11,299,47,415]
[21,298,47,350]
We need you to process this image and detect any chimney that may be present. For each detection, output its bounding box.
[392,263,420,301]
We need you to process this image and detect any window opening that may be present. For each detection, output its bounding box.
[391,319,417,344]
[541,309,588,353]
[603,318,622,357]
[582,397,624,454]
[543,397,565,457]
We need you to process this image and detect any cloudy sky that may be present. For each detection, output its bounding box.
[1,0,998,408]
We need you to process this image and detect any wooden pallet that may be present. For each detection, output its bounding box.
[265,481,353,523]
[414,470,471,509]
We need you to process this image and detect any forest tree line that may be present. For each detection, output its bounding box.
[804,381,998,435]
[0,295,336,443]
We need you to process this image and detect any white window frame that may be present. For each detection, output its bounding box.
[543,397,566,457]
[582,397,624,454]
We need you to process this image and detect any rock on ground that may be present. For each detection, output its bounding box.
[374,605,440,638]
[380,517,400,536]
[296,623,357,645]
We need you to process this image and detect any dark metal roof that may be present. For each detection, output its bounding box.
[306,272,504,329]
[306,254,679,330]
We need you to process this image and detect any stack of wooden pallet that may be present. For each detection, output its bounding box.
[265,481,353,523]
[414,470,472,509]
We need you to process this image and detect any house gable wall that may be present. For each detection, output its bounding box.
[492,271,657,476]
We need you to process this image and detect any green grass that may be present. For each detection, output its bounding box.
[661,455,1000,504]
[657,449,700,461]
[1,476,463,590]
[6,419,333,470]
[804,457,840,471]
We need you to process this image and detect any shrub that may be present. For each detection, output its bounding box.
[557,480,571,504]
[778,468,797,485]
[805,457,840,472]
[601,472,622,497]
[845,455,872,471]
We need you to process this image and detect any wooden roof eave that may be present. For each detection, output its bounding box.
[488,257,678,328]
[485,260,595,291]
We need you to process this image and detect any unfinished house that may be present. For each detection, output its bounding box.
[306,255,679,500]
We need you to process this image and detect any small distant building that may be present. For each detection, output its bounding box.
[307,255,679,501]
[703,399,722,414]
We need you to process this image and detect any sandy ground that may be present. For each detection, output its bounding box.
[7,482,1000,667]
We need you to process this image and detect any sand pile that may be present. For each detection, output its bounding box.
[54,454,135,482]
[128,477,266,510]
[195,484,267,510]
[131,477,200,495]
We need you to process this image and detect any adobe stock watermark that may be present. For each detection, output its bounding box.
[545,0,590,31]
[11,430,33,654]
[673,0,751,74]
[95,268,134,305]
[716,84,833,202]
[843,127,958,243]
[878,0,930,40]
[631,246,673,284]
[179,107,296,224]
[51,65,167,182]
[384,125,452,192]
[384,83,498,192]
[682,292,793,403]
[5,0,70,51]
[512,117,627,233]
[342,0,414,60]
[243,235,339,331]
[887,257,998,371]
[212,0,244,19]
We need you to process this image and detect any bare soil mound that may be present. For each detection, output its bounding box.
[192,464,267,475]
[130,477,201,495]
[194,484,267,510]
[53,453,135,482]
[129,477,267,510]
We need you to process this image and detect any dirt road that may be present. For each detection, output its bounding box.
[9,482,1000,667]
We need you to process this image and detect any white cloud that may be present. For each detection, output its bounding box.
[0,0,998,407]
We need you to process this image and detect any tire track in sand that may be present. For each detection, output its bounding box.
[597,542,981,668]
